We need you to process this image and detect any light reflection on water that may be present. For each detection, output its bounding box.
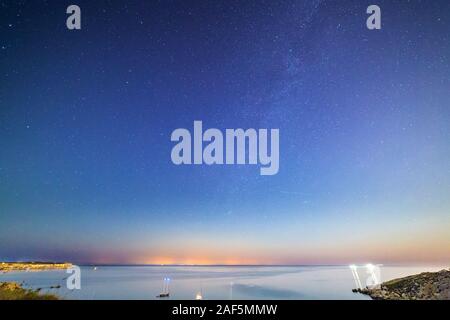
[0,265,445,300]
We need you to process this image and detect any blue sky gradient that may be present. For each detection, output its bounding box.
[0,0,449,264]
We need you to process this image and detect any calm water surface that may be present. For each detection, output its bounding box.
[0,265,445,300]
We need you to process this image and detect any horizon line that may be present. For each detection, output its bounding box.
[3,261,448,268]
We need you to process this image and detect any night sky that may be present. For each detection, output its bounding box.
[0,0,449,265]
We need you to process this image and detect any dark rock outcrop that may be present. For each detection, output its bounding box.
[353,269,450,300]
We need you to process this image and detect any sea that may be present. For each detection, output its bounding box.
[0,265,446,300]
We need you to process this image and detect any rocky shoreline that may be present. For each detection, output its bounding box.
[0,282,59,300]
[0,262,72,273]
[353,269,450,300]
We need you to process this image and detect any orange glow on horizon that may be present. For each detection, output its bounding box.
[144,256,264,265]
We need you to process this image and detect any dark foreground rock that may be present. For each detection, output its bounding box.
[353,269,450,300]
[0,282,59,300]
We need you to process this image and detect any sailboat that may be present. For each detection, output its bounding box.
[156,277,170,298]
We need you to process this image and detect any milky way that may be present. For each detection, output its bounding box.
[0,1,449,264]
